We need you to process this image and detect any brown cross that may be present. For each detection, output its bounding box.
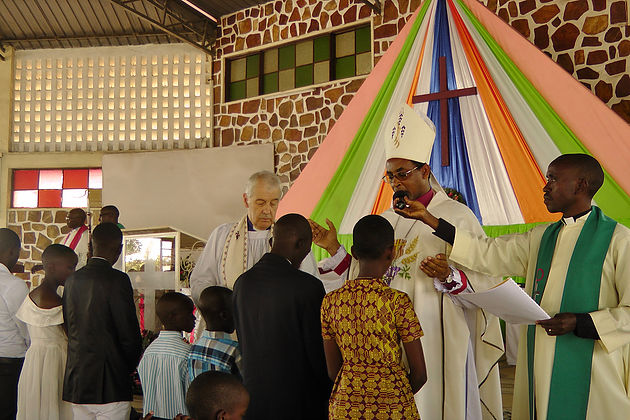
[412,56,477,166]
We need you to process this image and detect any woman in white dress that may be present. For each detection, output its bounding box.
[16,244,77,420]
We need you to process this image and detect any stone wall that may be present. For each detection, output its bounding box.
[212,0,420,193]
[481,0,630,123]
[7,209,96,286]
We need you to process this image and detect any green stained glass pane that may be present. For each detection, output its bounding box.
[314,61,330,84]
[296,40,313,66]
[295,64,313,88]
[264,49,278,74]
[263,72,278,94]
[278,68,295,91]
[356,52,371,75]
[228,80,246,101]
[355,26,371,53]
[246,54,260,78]
[279,45,295,71]
[335,56,355,79]
[314,35,330,62]
[230,57,246,82]
[246,77,259,97]
[335,31,355,58]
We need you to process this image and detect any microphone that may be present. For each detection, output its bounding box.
[393,191,409,210]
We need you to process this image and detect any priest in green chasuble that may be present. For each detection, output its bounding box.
[399,153,630,420]
[313,104,504,420]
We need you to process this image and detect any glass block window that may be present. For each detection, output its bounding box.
[226,24,371,101]
[12,44,212,152]
[12,169,102,208]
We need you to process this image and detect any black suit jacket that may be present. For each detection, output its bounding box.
[62,257,142,404]
[233,253,332,420]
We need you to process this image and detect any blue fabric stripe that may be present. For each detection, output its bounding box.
[427,0,482,221]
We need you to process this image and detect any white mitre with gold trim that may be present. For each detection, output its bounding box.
[384,103,436,164]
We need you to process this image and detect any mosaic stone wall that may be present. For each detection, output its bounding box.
[480,0,630,123]
[212,0,420,193]
[7,209,96,286]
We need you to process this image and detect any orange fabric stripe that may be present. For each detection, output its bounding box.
[371,13,432,215]
[447,0,554,223]
[406,18,431,106]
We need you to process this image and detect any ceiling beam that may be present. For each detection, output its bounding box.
[106,0,217,55]
[1,32,179,44]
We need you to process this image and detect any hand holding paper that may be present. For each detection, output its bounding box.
[455,278,550,324]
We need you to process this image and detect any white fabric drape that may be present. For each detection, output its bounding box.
[339,0,438,234]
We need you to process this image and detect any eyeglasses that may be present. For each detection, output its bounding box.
[382,165,422,183]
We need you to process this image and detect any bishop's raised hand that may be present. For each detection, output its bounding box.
[308,218,342,256]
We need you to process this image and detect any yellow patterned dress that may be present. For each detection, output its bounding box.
[321,277,423,419]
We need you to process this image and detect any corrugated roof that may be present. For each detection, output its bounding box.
[0,0,174,49]
[0,0,258,50]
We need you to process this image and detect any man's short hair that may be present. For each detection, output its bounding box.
[352,215,394,260]
[186,371,247,420]
[198,286,232,324]
[100,205,120,218]
[551,153,604,197]
[92,222,122,249]
[68,208,87,223]
[0,228,21,254]
[42,244,77,264]
[244,170,281,198]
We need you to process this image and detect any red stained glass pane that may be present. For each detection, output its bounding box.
[62,169,89,189]
[13,170,39,190]
[38,190,62,208]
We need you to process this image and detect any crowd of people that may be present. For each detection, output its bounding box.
[1,104,629,420]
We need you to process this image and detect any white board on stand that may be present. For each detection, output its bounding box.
[102,144,274,240]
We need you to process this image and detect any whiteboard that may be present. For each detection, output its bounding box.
[102,144,274,240]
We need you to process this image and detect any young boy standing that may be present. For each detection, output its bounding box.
[186,371,249,420]
[62,223,142,420]
[138,292,196,420]
[188,286,240,381]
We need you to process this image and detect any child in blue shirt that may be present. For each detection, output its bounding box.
[188,286,240,381]
[138,292,196,420]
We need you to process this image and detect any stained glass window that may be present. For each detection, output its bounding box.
[12,168,102,208]
[226,24,371,101]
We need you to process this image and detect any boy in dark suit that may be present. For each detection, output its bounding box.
[62,222,142,419]
[232,214,331,420]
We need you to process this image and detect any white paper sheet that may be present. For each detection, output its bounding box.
[457,278,550,324]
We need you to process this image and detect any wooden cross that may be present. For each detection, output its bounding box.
[412,56,477,166]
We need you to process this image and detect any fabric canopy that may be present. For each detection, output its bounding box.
[278,0,630,257]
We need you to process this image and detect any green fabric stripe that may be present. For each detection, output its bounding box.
[455,0,630,221]
[546,208,616,420]
[309,0,432,228]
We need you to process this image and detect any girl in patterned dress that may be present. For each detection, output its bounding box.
[321,215,427,419]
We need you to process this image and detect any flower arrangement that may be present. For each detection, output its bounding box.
[444,187,467,205]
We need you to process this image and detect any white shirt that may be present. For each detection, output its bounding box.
[62,226,89,269]
[0,263,30,357]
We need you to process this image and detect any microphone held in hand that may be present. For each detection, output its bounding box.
[393,191,409,210]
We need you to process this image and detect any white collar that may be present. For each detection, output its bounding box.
[562,210,591,225]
